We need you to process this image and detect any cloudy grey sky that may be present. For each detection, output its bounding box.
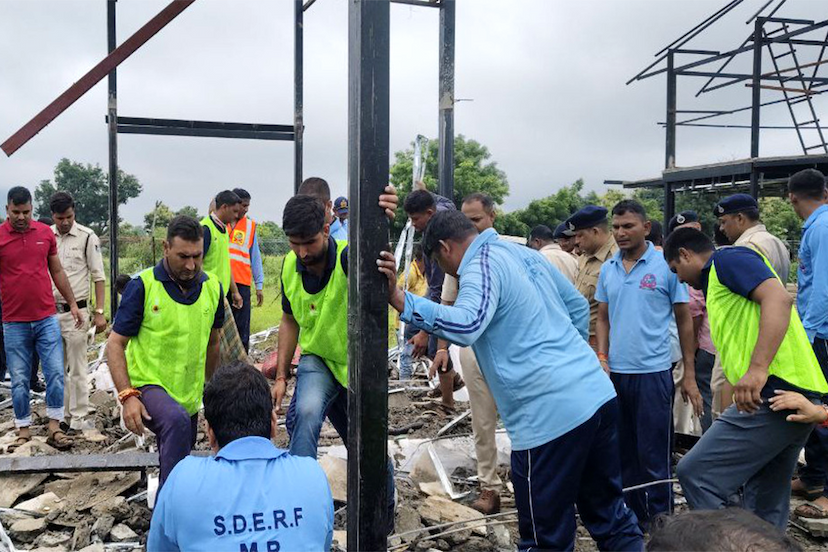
[1,0,827,226]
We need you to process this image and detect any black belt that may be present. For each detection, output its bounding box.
[57,300,87,313]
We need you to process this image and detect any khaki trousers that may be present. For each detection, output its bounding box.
[458,347,502,491]
[711,355,728,419]
[58,308,90,425]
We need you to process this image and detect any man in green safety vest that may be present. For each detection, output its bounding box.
[108,216,224,489]
[273,187,398,531]
[663,227,828,530]
[202,190,243,310]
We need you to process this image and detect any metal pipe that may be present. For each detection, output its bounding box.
[751,19,763,198]
[107,0,120,317]
[665,50,677,229]
[438,0,455,200]
[346,0,390,548]
[294,0,304,193]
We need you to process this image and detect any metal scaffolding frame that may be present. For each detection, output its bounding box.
[621,0,828,226]
[1,0,454,545]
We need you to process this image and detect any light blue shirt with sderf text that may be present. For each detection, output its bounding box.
[147,437,333,552]
[401,228,616,451]
[798,204,828,342]
[595,242,689,374]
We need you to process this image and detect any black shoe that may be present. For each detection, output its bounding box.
[59,421,79,436]
[30,380,46,394]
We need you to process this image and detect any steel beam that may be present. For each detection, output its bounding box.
[295,0,304,193]
[347,0,390,549]
[108,0,120,318]
[117,126,294,140]
[438,0,455,200]
[115,117,294,133]
[665,50,677,228]
[750,19,763,198]
[391,0,442,7]
[1,0,198,156]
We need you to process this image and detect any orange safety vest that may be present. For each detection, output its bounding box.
[229,216,257,287]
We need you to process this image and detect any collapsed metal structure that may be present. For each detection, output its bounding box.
[1,0,456,546]
[618,0,828,226]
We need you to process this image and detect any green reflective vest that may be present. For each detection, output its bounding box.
[201,216,231,294]
[706,254,828,394]
[281,240,349,387]
[126,268,222,414]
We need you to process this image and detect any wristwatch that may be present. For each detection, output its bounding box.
[94,308,105,315]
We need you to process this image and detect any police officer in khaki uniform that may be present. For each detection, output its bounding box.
[568,206,618,350]
[715,194,791,284]
[50,192,106,432]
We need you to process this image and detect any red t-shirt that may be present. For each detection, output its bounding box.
[0,220,58,322]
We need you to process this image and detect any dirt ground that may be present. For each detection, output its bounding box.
[1,335,827,551]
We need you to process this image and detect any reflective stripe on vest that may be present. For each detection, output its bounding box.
[706,252,828,394]
[229,217,256,286]
[125,268,221,415]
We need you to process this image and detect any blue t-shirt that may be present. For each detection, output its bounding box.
[329,218,348,241]
[401,229,616,451]
[595,242,689,374]
[147,437,333,552]
[701,246,776,299]
[797,204,828,341]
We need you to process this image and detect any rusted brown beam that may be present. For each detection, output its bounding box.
[1,0,197,157]
[745,83,817,95]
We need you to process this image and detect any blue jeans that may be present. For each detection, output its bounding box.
[4,316,64,427]
[398,325,418,380]
[677,379,816,530]
[286,354,396,530]
[694,349,716,433]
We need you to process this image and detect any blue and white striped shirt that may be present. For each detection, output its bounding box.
[401,228,616,450]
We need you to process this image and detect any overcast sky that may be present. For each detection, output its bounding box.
[1,0,827,226]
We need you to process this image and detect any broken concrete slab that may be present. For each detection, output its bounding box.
[89,389,115,409]
[418,496,487,536]
[418,481,448,498]
[34,530,71,548]
[91,514,114,540]
[332,530,347,547]
[71,522,92,551]
[81,429,108,443]
[319,454,347,503]
[90,496,131,522]
[395,505,424,543]
[795,514,828,538]
[0,473,48,508]
[45,471,140,513]
[110,523,138,542]
[8,516,47,543]
[15,492,64,515]
[77,544,105,552]
[3,438,57,458]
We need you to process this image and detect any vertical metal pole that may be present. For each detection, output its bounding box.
[347,0,390,549]
[438,0,455,201]
[664,50,676,227]
[294,0,303,194]
[750,18,763,198]
[107,0,120,316]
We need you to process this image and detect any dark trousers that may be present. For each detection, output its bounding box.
[694,349,716,433]
[511,399,643,552]
[139,385,198,490]
[799,337,828,496]
[230,284,252,353]
[610,369,674,530]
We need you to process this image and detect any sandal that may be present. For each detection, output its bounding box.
[47,430,73,451]
[6,435,31,453]
[795,502,828,519]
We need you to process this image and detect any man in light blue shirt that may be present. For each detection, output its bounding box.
[595,200,700,531]
[148,362,333,552]
[378,211,642,552]
[787,168,828,512]
[329,196,349,241]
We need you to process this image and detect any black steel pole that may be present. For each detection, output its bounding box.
[664,50,677,228]
[346,0,390,549]
[438,0,455,201]
[294,0,303,194]
[750,18,763,198]
[107,0,120,316]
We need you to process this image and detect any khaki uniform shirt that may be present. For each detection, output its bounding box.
[539,243,578,284]
[52,222,105,304]
[575,236,618,337]
[733,224,791,284]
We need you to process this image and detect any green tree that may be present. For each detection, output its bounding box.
[34,158,142,234]
[492,179,591,236]
[257,221,289,256]
[389,135,509,236]
[176,205,200,220]
[143,202,174,232]
[759,197,800,243]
